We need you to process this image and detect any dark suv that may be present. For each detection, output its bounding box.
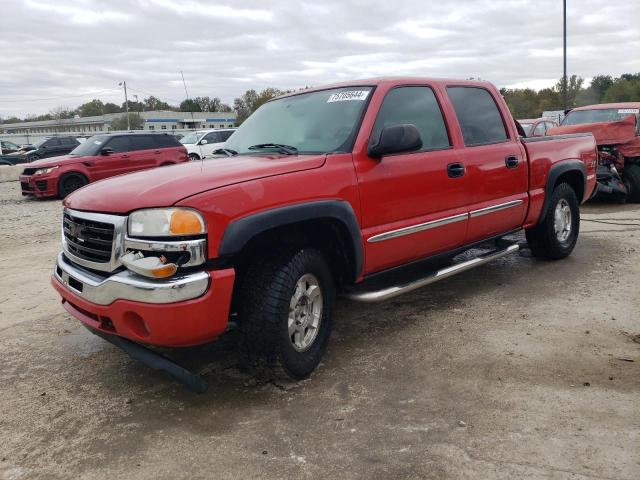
[1,136,80,164]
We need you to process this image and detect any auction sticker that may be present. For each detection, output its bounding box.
[618,108,639,114]
[327,90,369,103]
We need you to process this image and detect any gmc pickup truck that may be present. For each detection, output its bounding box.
[51,78,597,392]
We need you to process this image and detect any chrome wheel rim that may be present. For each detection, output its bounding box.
[554,199,572,242]
[288,273,323,352]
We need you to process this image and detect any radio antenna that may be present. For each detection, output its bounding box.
[180,71,204,168]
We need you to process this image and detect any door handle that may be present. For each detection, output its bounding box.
[447,162,465,178]
[154,150,161,154]
[505,155,519,169]
[122,154,129,158]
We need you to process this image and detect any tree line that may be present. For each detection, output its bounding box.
[500,73,640,119]
[2,74,638,127]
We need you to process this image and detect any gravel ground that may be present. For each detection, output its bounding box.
[0,180,639,480]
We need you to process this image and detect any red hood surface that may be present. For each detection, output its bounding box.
[548,114,638,146]
[26,154,86,168]
[64,154,327,213]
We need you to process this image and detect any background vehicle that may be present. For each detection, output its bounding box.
[517,118,558,137]
[0,140,22,154]
[0,136,80,164]
[20,133,188,198]
[549,103,640,202]
[52,78,596,391]
[179,128,236,160]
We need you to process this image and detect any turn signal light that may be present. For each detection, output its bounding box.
[121,252,178,279]
[170,210,205,235]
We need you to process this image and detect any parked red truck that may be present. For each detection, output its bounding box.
[51,78,597,391]
[20,133,188,198]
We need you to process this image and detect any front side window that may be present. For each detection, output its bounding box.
[203,132,221,143]
[225,86,373,155]
[371,86,451,152]
[447,87,508,146]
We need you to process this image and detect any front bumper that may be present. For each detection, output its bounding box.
[20,174,57,197]
[52,253,235,347]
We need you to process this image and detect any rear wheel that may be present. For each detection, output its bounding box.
[238,248,335,380]
[623,164,640,203]
[58,173,88,198]
[188,153,200,161]
[525,182,579,259]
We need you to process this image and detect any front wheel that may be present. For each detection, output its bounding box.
[188,153,200,161]
[623,164,640,203]
[238,248,335,380]
[58,173,88,198]
[525,182,580,260]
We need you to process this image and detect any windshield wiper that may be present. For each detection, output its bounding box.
[212,148,238,157]
[248,143,298,155]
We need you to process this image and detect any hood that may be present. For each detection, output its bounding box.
[25,155,84,168]
[64,153,327,214]
[548,114,637,146]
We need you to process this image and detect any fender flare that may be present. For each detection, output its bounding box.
[539,159,586,221]
[219,200,364,280]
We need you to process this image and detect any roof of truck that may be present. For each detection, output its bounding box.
[571,102,640,111]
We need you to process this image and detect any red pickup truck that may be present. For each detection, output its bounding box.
[51,78,597,391]
[20,133,188,198]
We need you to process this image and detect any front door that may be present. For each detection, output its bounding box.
[353,85,469,274]
[90,136,132,180]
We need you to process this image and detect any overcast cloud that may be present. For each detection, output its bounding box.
[0,0,638,117]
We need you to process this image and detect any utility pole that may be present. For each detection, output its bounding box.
[119,81,130,130]
[562,0,567,112]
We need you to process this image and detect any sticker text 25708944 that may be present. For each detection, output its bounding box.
[327,90,369,103]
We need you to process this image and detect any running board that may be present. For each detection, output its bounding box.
[344,243,520,303]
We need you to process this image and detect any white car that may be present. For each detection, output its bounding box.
[179,129,236,160]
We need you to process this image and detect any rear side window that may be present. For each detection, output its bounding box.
[130,135,157,151]
[371,86,451,152]
[45,138,61,147]
[447,87,508,146]
[153,135,180,148]
[105,136,130,153]
[60,137,76,145]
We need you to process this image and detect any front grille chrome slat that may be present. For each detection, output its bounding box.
[62,209,126,273]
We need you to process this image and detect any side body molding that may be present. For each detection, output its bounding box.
[539,159,586,221]
[218,200,364,280]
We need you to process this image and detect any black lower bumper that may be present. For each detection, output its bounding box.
[89,328,208,393]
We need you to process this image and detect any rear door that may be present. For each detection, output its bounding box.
[353,84,469,274]
[445,86,528,243]
[128,135,159,171]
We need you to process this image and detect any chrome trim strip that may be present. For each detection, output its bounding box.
[54,253,209,305]
[367,213,468,243]
[124,237,207,268]
[345,244,519,303]
[469,200,524,218]
[62,208,126,273]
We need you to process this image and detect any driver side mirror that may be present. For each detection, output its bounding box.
[367,124,422,158]
[199,139,208,145]
[100,147,114,156]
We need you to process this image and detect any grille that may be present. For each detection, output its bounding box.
[36,180,47,191]
[63,212,114,263]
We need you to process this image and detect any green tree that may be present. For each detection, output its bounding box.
[143,96,173,111]
[103,102,121,114]
[589,75,614,102]
[602,78,640,103]
[179,98,202,112]
[77,99,105,117]
[555,74,584,108]
[109,112,144,130]
[233,88,284,124]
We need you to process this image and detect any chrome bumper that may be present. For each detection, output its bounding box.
[54,252,210,305]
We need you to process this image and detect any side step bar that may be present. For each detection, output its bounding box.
[344,243,520,303]
[90,328,209,393]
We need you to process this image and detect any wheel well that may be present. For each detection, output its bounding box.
[555,170,584,203]
[233,219,357,290]
[59,171,88,182]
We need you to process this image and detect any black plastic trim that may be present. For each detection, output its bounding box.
[219,200,364,280]
[538,159,587,222]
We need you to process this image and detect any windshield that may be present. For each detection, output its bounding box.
[519,122,533,133]
[180,132,204,145]
[69,135,109,156]
[225,87,373,155]
[562,108,639,125]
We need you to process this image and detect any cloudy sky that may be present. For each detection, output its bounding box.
[0,0,638,118]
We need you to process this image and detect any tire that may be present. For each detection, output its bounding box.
[623,164,640,203]
[188,153,200,161]
[58,173,88,198]
[525,182,580,260]
[238,248,335,380]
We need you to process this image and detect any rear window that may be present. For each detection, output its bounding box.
[447,87,508,146]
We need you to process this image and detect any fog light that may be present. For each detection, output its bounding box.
[121,252,177,279]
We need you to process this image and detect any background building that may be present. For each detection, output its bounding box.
[0,110,237,135]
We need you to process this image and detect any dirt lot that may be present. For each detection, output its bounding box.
[1,180,639,480]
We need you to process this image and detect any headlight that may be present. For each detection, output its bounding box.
[34,166,58,175]
[128,208,206,237]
